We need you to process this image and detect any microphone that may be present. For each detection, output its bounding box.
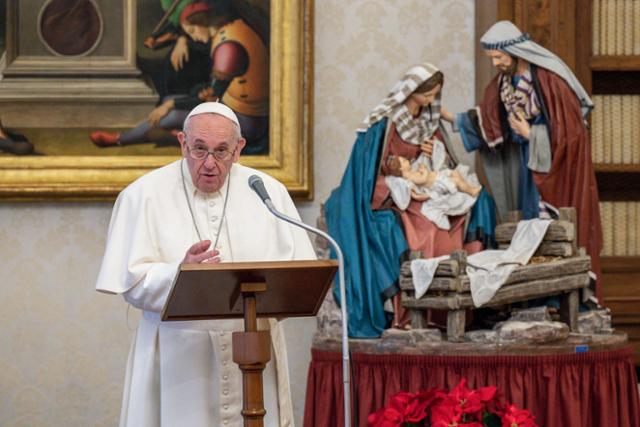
[248,174,272,205]
[247,175,352,427]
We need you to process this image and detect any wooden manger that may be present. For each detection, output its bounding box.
[401,208,592,342]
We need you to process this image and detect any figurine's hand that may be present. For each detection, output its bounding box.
[411,190,429,201]
[182,240,221,264]
[508,112,531,139]
[420,139,434,156]
[171,36,189,71]
[440,106,454,123]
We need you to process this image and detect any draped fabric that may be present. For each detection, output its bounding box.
[304,348,640,427]
[325,120,409,338]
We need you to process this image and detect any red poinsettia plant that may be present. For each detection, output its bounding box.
[368,379,538,427]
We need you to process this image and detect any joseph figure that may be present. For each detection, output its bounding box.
[441,21,603,301]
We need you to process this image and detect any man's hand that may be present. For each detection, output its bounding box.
[182,240,221,264]
[508,112,531,139]
[170,36,189,71]
[143,36,156,49]
[198,87,217,102]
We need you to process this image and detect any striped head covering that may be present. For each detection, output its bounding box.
[359,63,443,145]
[481,20,593,117]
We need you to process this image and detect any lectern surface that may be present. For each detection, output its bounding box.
[161,259,338,321]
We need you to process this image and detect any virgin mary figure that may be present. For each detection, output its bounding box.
[325,63,495,337]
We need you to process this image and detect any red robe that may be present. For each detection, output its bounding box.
[371,123,482,327]
[478,68,603,301]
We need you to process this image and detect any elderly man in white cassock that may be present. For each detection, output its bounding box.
[95,102,315,427]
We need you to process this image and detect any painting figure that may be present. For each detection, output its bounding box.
[90,0,269,154]
[141,0,213,103]
[441,20,603,301]
[0,118,34,155]
[324,64,495,337]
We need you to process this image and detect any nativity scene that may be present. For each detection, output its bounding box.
[1,2,639,427]
[310,18,639,427]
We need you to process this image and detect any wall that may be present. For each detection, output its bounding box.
[0,1,475,425]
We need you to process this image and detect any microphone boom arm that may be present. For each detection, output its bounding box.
[262,198,352,427]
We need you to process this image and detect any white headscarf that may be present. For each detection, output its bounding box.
[481,21,593,117]
[359,63,443,145]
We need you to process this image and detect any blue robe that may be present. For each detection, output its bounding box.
[325,120,407,338]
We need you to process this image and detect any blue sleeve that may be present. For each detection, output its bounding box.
[456,112,483,152]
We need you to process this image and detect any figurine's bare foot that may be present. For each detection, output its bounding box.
[450,170,481,197]
[90,131,120,147]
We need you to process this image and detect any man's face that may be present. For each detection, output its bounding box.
[485,49,517,74]
[178,114,246,193]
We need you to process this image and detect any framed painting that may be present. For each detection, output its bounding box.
[0,0,313,200]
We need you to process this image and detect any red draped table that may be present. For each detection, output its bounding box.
[304,334,640,427]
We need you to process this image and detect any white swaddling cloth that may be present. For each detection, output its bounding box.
[385,140,479,229]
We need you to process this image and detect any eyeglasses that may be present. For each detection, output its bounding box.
[186,144,236,161]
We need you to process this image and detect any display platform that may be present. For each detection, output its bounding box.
[304,333,640,427]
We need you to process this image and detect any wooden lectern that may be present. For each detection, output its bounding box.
[161,259,338,427]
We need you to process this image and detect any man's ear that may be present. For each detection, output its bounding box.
[177,132,188,157]
[234,137,247,161]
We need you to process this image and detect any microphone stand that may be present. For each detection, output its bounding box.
[262,198,351,427]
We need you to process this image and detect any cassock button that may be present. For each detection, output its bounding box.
[224,420,229,425]
[224,404,229,410]
[222,345,227,351]
[223,375,229,381]
[222,361,227,366]
[223,389,229,396]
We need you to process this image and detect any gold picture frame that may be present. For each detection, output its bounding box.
[0,0,313,201]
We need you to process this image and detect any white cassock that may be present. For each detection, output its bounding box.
[95,159,316,427]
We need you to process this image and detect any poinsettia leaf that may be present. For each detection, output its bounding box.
[482,412,501,427]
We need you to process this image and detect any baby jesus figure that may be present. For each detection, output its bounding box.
[384,139,482,230]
